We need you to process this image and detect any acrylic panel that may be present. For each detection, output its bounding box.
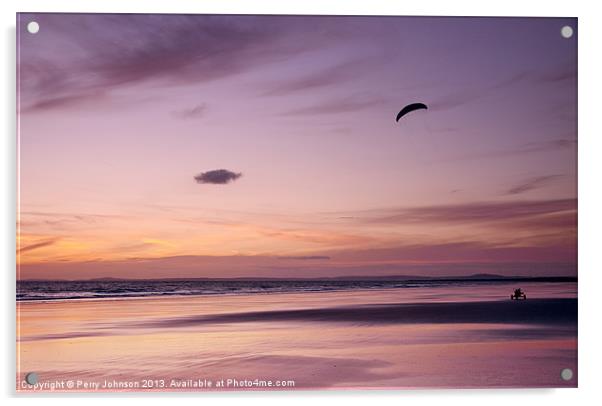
[16,13,577,392]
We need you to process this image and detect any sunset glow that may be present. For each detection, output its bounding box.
[17,14,577,279]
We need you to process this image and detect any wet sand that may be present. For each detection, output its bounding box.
[17,282,577,391]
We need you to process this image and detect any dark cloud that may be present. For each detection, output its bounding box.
[505,175,562,195]
[172,104,207,119]
[194,169,242,185]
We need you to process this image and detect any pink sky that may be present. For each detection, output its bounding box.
[17,14,577,279]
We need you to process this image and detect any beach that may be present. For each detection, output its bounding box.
[17,281,577,391]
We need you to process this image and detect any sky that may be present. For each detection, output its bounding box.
[17,14,577,280]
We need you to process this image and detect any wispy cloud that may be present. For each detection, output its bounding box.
[24,91,107,112]
[430,66,576,112]
[505,175,562,195]
[259,228,376,247]
[429,87,490,112]
[262,59,367,96]
[360,198,576,225]
[20,14,332,112]
[450,138,576,162]
[172,104,207,119]
[281,94,385,116]
[19,211,125,231]
[329,239,576,265]
[277,256,330,260]
[18,244,577,280]
[503,138,577,156]
[18,238,59,254]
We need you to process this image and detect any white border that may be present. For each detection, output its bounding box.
[2,1,601,405]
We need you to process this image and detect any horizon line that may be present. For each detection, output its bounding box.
[17,274,578,282]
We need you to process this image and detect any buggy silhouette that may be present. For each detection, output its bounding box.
[510,288,526,300]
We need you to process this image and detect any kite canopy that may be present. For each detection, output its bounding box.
[396,103,428,122]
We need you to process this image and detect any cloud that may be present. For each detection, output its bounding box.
[259,228,376,246]
[18,211,125,233]
[172,104,207,119]
[19,14,334,112]
[532,66,577,85]
[262,59,367,96]
[506,138,577,155]
[24,91,107,112]
[277,256,331,260]
[330,240,576,264]
[362,198,576,225]
[429,87,489,112]
[450,138,576,162]
[505,175,562,195]
[18,250,577,281]
[430,66,576,112]
[552,139,577,148]
[194,169,242,185]
[18,238,59,253]
[281,94,385,116]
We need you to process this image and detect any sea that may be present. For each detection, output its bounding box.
[17,277,575,301]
